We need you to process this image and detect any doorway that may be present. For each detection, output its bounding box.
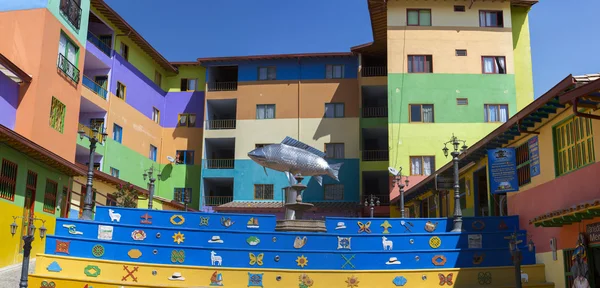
[473,167,489,216]
[21,171,38,252]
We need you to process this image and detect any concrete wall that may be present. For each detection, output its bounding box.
[47,0,91,46]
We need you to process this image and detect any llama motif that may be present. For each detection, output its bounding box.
[210,251,222,266]
[382,236,393,250]
[108,209,121,222]
[521,271,529,283]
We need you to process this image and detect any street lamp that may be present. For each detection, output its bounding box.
[505,231,525,288]
[78,126,108,220]
[443,133,468,232]
[10,215,46,288]
[364,194,380,218]
[143,166,161,209]
[391,167,409,218]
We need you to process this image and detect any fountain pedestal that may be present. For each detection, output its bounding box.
[275,175,327,232]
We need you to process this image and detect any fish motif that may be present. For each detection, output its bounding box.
[248,137,343,186]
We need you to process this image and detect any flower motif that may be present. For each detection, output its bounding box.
[346,275,359,287]
[296,255,308,268]
[172,231,185,244]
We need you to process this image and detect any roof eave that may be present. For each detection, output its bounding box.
[197,52,354,65]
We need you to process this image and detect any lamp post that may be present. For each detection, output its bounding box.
[505,231,533,288]
[442,133,468,232]
[143,166,161,210]
[78,126,108,220]
[391,167,409,218]
[10,215,47,288]
[364,194,380,218]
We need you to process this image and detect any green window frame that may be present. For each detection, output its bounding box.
[43,179,58,214]
[58,31,79,66]
[553,115,595,176]
[49,97,66,133]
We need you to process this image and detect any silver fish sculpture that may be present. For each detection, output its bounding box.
[248,137,343,186]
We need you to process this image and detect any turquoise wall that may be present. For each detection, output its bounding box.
[47,0,90,46]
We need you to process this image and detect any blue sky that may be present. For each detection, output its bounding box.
[105,0,599,97]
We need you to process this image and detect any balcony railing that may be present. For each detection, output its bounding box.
[87,31,112,57]
[361,66,388,77]
[204,196,233,206]
[83,76,108,99]
[57,53,80,83]
[207,82,238,92]
[59,0,82,30]
[78,123,105,143]
[204,159,234,169]
[362,150,389,161]
[205,119,236,130]
[362,107,388,118]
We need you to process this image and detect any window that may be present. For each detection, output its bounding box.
[150,145,157,161]
[516,142,531,186]
[113,124,123,143]
[176,150,194,165]
[110,167,119,178]
[258,67,276,80]
[116,81,126,99]
[484,104,509,123]
[454,5,466,12]
[457,98,468,105]
[178,113,197,127]
[174,188,192,203]
[256,104,275,119]
[325,143,345,159]
[324,103,345,118]
[180,78,198,91]
[106,193,117,206]
[324,184,344,200]
[409,104,434,123]
[154,71,162,87]
[43,179,58,214]
[326,64,344,79]
[120,42,129,60]
[455,49,467,56]
[86,162,101,171]
[49,97,66,133]
[408,55,433,73]
[479,10,504,27]
[410,156,435,176]
[58,32,79,82]
[254,184,274,200]
[25,171,38,212]
[407,9,431,26]
[0,159,18,201]
[482,56,506,74]
[255,143,273,148]
[554,116,595,176]
[152,107,160,124]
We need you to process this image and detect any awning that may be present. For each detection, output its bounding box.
[0,53,32,84]
[530,199,600,227]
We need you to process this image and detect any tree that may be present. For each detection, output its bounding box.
[112,182,138,208]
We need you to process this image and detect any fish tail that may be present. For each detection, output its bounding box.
[328,162,343,181]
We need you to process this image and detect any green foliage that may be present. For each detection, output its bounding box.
[112,182,138,208]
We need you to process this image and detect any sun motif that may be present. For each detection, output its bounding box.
[172,231,185,244]
[296,255,309,268]
[346,275,359,287]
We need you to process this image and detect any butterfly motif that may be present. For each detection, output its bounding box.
[249,253,264,266]
[357,221,372,234]
[438,273,454,286]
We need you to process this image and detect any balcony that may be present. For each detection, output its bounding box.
[57,53,80,83]
[205,119,236,130]
[82,76,107,99]
[361,66,387,77]
[362,150,389,161]
[78,123,105,143]
[204,196,233,206]
[204,159,234,169]
[362,107,388,118]
[87,32,111,57]
[59,0,82,30]
[207,82,238,92]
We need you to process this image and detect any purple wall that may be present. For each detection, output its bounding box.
[0,72,19,129]
[110,53,204,128]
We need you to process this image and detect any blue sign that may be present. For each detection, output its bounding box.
[528,136,541,177]
[487,148,519,194]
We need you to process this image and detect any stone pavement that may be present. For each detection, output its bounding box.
[0,259,35,288]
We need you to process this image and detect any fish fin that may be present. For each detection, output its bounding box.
[313,175,323,186]
[280,137,326,158]
[263,167,268,176]
[328,162,344,181]
[285,172,297,186]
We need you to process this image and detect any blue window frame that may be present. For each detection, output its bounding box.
[113,124,122,143]
[176,150,194,165]
[150,145,157,161]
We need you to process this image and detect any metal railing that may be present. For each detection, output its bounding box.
[361,66,387,77]
[78,123,105,143]
[59,0,82,30]
[207,82,238,92]
[204,159,234,169]
[57,53,80,83]
[82,76,107,99]
[205,119,236,130]
[362,150,389,161]
[204,196,233,206]
[87,31,111,56]
[362,107,388,118]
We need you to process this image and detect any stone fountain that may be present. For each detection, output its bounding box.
[275,175,327,232]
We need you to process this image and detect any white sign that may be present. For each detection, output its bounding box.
[468,234,482,249]
[98,225,114,240]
